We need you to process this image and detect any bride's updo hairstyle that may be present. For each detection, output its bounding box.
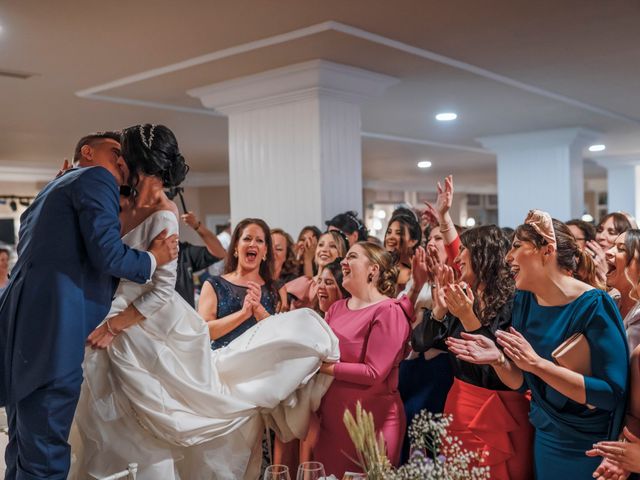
[121,124,189,189]
[355,241,399,297]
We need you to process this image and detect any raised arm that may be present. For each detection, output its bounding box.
[181,211,226,259]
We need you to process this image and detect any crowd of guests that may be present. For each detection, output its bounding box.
[3,165,640,479]
[138,172,635,478]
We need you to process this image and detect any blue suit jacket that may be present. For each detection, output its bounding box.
[0,166,152,405]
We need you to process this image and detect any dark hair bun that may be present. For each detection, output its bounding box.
[121,124,189,189]
[162,152,188,188]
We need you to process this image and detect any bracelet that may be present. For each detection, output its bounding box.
[491,351,507,368]
[105,318,118,336]
[439,222,453,233]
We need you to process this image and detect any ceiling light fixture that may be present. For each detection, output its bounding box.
[465,217,476,227]
[581,213,594,222]
[435,112,457,122]
[588,144,606,152]
[417,161,432,169]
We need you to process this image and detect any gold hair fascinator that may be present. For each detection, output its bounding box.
[524,209,556,247]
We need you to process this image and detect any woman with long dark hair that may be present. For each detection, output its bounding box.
[384,207,422,292]
[448,211,628,479]
[198,218,287,349]
[412,225,533,479]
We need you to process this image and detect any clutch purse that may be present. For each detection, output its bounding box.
[551,332,595,409]
[551,332,591,376]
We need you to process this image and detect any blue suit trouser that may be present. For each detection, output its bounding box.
[4,368,83,480]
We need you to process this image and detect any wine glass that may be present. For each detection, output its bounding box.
[296,461,326,480]
[341,473,366,480]
[263,464,291,480]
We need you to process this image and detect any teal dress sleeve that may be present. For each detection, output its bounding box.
[582,292,628,411]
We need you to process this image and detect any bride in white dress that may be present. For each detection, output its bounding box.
[69,125,339,480]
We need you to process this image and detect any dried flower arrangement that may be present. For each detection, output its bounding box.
[343,403,491,480]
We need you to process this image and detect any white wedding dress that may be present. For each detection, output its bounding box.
[69,211,339,480]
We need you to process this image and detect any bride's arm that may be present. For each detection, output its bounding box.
[198,281,256,340]
[87,304,146,349]
[86,212,179,349]
[129,213,179,319]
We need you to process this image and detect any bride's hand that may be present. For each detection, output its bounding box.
[87,321,118,349]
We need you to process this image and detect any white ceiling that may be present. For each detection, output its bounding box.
[2,0,639,187]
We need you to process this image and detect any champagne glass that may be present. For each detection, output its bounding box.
[296,461,326,480]
[264,464,291,480]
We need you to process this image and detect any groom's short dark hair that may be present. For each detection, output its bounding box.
[72,131,121,165]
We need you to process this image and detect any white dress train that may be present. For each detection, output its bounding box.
[69,211,339,480]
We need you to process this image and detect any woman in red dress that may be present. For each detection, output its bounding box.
[314,242,412,476]
[414,225,533,479]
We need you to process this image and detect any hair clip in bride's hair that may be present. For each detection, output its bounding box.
[139,124,156,149]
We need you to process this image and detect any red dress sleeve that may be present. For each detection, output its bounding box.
[445,234,461,273]
[333,301,411,386]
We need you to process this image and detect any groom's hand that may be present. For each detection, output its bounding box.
[149,229,179,266]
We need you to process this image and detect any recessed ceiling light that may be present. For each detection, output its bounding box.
[435,112,457,122]
[588,144,606,152]
[465,217,476,227]
[417,161,432,169]
[581,213,594,222]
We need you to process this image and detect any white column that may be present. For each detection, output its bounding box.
[478,128,597,227]
[188,60,398,236]
[595,155,640,219]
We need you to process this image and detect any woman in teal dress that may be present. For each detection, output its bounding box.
[447,210,628,479]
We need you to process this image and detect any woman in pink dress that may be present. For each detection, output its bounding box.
[314,242,412,476]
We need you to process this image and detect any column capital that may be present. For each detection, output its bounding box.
[477,127,600,153]
[187,59,399,115]
[593,154,640,169]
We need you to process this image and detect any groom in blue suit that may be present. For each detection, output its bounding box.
[0,132,179,480]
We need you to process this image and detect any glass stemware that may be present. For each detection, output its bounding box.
[264,464,291,480]
[296,461,326,480]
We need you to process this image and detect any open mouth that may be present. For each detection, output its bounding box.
[606,261,617,277]
[317,289,329,301]
[317,253,331,261]
[342,266,351,277]
[246,250,258,261]
[510,265,520,280]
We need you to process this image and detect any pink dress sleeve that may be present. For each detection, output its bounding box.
[333,301,411,386]
[285,276,317,309]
